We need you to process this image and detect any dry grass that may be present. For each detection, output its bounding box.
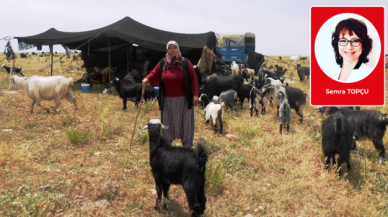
[1,53,388,216]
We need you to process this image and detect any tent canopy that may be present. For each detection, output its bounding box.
[16,17,217,54]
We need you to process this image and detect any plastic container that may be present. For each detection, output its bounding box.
[154,86,160,98]
[81,83,90,91]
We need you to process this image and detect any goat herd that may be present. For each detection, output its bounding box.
[197,61,308,135]
[107,60,388,216]
[5,58,388,217]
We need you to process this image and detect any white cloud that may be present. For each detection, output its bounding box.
[1,0,386,56]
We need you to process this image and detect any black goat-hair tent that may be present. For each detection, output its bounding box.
[16,16,217,78]
[16,16,217,60]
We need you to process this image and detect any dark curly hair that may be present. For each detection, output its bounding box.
[331,18,373,67]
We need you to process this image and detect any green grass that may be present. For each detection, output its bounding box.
[206,163,225,196]
[61,116,77,127]
[2,54,388,216]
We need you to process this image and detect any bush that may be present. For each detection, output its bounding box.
[66,128,90,145]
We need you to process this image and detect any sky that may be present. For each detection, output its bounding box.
[0,0,386,56]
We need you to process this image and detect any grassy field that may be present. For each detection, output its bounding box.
[1,53,388,216]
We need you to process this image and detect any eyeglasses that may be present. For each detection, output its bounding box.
[338,38,362,47]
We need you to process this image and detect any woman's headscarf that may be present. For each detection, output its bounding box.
[164,40,183,71]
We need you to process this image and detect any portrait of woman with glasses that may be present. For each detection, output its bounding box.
[330,18,373,82]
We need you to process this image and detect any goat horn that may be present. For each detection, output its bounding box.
[139,125,148,130]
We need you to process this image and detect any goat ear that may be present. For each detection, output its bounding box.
[139,125,148,130]
[161,124,169,130]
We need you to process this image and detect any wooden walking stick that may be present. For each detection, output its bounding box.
[129,84,146,151]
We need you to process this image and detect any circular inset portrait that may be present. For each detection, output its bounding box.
[314,13,381,83]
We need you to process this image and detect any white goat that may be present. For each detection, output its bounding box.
[11,75,77,113]
[231,61,239,76]
[199,94,225,134]
[290,55,298,62]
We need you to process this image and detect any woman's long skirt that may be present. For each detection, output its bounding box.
[161,96,194,148]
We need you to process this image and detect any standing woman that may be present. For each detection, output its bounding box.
[142,41,199,148]
[331,18,373,82]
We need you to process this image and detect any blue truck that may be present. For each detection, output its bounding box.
[216,32,255,63]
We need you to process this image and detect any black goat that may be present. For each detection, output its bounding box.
[12,67,24,76]
[203,70,248,100]
[317,106,360,117]
[280,86,307,122]
[237,84,252,109]
[20,53,28,58]
[214,64,231,76]
[300,56,308,61]
[144,84,156,101]
[1,64,25,77]
[297,63,310,81]
[139,119,208,217]
[325,108,388,163]
[274,64,288,75]
[111,77,142,109]
[250,73,266,90]
[322,112,355,176]
[263,70,285,83]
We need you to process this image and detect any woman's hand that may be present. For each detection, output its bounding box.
[142,78,149,87]
[193,95,199,106]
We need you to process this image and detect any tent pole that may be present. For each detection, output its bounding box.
[142,47,144,77]
[108,38,111,93]
[9,51,14,89]
[127,44,130,73]
[50,44,53,76]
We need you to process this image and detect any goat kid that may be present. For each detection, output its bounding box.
[249,87,267,116]
[237,84,252,109]
[199,94,225,134]
[276,92,291,134]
